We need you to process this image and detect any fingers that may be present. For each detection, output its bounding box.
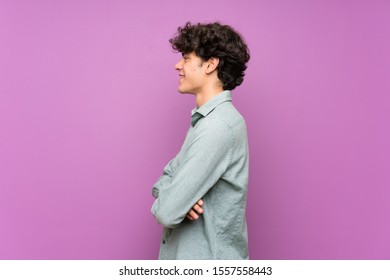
[187,209,199,220]
[192,203,203,214]
[186,214,194,220]
[186,199,205,221]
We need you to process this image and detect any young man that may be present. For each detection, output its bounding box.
[151,22,250,259]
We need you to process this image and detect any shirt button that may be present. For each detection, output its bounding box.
[162,240,165,244]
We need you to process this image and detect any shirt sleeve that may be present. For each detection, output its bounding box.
[151,118,232,228]
[152,155,178,198]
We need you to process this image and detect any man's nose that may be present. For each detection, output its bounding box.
[175,59,183,70]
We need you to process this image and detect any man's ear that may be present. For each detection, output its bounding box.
[205,57,219,74]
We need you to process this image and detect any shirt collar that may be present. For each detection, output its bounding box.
[191,90,232,127]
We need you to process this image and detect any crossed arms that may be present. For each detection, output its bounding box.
[151,119,231,228]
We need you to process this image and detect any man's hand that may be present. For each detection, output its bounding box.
[186,199,203,220]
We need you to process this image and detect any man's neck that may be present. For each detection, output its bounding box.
[195,86,224,108]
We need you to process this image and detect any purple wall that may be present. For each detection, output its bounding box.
[1,0,389,259]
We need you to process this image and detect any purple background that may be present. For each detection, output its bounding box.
[1,0,389,259]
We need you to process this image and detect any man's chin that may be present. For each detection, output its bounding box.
[178,88,194,95]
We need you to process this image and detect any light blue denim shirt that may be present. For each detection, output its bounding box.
[151,90,249,259]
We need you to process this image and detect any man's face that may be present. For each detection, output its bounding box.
[174,52,207,94]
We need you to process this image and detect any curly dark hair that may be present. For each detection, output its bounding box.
[169,22,250,91]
